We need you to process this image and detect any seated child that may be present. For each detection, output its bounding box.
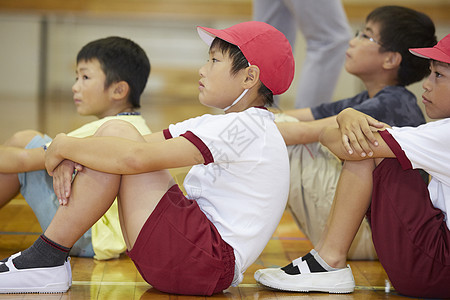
[275,6,436,259]
[255,33,450,298]
[0,36,151,259]
[0,21,295,295]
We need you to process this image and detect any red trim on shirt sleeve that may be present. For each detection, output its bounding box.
[163,128,172,140]
[379,130,412,170]
[181,131,214,165]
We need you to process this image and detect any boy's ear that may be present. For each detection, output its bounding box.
[242,65,261,89]
[383,51,402,70]
[111,81,130,100]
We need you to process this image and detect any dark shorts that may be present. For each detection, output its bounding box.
[127,185,235,296]
[368,158,450,298]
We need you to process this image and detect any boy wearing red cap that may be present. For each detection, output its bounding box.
[274,5,436,261]
[255,34,450,298]
[0,21,295,296]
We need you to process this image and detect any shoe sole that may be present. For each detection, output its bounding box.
[255,267,355,294]
[0,282,69,294]
[257,277,355,293]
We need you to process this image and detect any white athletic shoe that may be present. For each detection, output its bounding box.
[254,265,355,293]
[0,252,72,294]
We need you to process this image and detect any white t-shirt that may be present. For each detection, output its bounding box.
[166,107,290,285]
[386,118,450,229]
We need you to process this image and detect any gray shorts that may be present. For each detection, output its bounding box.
[18,134,94,257]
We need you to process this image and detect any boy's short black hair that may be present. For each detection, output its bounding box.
[210,38,274,106]
[77,36,150,108]
[367,6,437,86]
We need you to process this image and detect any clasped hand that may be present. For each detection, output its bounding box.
[336,108,388,157]
[45,133,83,205]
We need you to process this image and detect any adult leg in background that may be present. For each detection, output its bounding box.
[253,0,351,108]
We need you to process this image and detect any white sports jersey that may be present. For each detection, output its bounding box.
[166,107,289,285]
[386,118,450,229]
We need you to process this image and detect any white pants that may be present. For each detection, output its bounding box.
[253,0,351,108]
[277,114,377,260]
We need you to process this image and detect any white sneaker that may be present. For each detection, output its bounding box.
[0,252,72,294]
[254,265,355,293]
[66,256,72,288]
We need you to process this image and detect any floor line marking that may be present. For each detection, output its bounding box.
[71,282,394,291]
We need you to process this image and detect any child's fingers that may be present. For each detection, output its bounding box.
[356,133,373,157]
[51,160,75,205]
[367,117,385,129]
[341,134,353,155]
[53,175,63,205]
[63,177,72,205]
[346,132,367,157]
[359,125,378,155]
[75,163,84,172]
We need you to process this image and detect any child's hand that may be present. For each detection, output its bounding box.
[336,108,387,157]
[45,133,67,175]
[52,159,83,205]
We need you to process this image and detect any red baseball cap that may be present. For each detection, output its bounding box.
[409,34,450,64]
[197,21,295,95]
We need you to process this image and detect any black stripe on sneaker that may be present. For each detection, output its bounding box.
[306,256,327,273]
[0,263,9,273]
[281,262,300,275]
[281,252,314,275]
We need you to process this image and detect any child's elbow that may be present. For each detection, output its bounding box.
[122,147,148,174]
[319,126,332,147]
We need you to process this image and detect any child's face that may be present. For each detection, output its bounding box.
[421,61,450,119]
[72,59,116,119]
[198,47,246,109]
[345,21,388,79]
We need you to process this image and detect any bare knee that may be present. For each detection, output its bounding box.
[343,158,377,172]
[4,130,44,147]
[94,120,144,141]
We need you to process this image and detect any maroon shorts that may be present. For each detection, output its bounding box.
[127,185,235,296]
[369,158,450,298]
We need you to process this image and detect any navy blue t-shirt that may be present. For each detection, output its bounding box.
[311,86,426,127]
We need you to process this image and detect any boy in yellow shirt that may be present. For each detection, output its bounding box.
[0,36,151,259]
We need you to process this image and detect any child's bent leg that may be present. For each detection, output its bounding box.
[0,166,119,294]
[119,177,234,296]
[117,170,174,250]
[371,158,450,298]
[45,120,151,248]
[44,167,121,248]
[254,159,376,293]
[3,130,44,148]
[0,173,20,208]
[0,131,46,208]
[317,159,375,267]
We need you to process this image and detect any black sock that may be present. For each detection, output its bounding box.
[0,234,70,272]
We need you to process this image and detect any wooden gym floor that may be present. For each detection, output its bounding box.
[0,195,413,299]
[1,1,450,298]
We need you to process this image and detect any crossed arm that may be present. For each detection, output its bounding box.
[277,116,338,145]
[319,108,396,160]
[45,130,204,203]
[45,131,203,176]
